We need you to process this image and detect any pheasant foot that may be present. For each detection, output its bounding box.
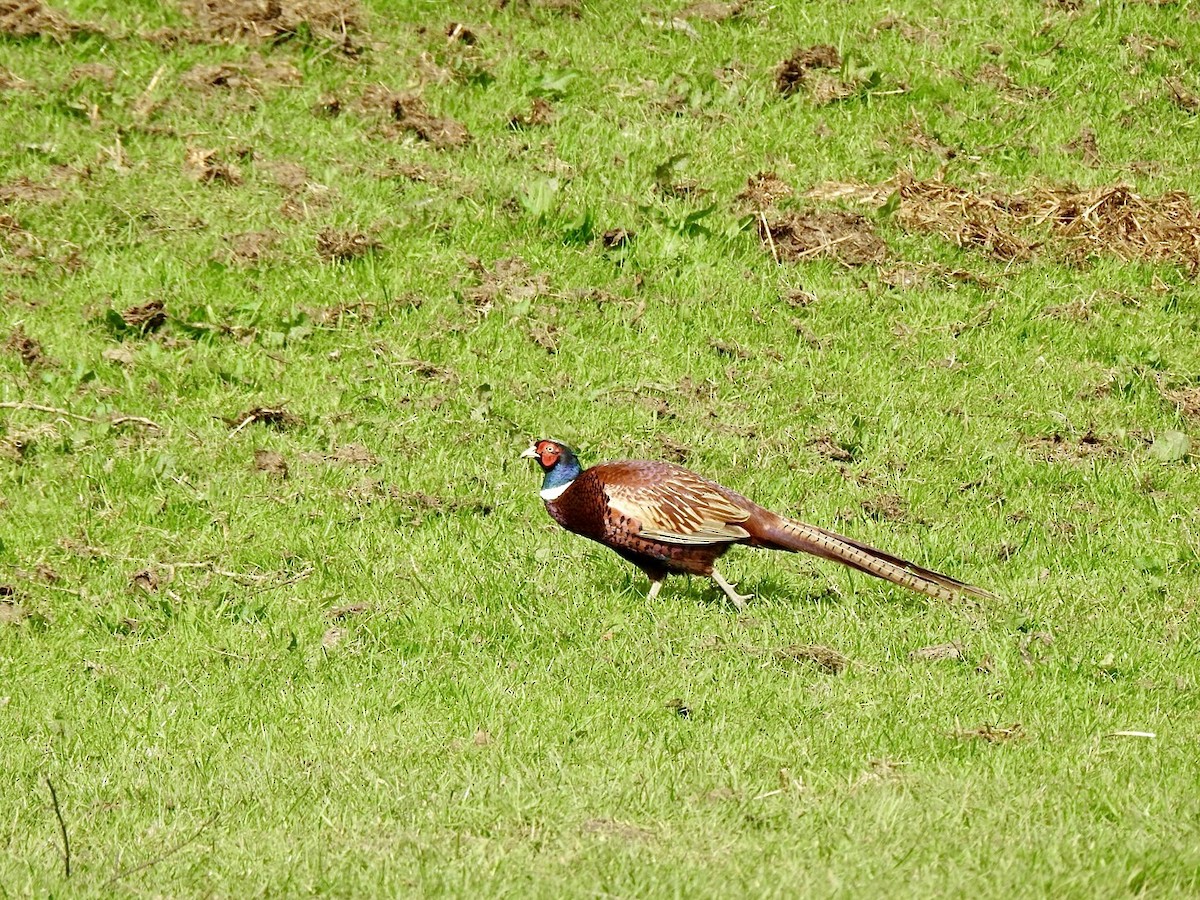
[711,567,752,610]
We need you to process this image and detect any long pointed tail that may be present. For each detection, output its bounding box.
[750,513,994,602]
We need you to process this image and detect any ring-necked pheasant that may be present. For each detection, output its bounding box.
[522,439,993,608]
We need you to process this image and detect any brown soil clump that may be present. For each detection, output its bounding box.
[184,147,243,185]
[4,325,44,367]
[736,171,793,210]
[121,299,167,333]
[359,88,471,149]
[179,0,363,44]
[775,44,841,96]
[758,209,888,266]
[0,0,104,39]
[316,228,380,261]
[182,55,302,90]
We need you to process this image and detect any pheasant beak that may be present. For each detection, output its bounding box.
[520,444,539,460]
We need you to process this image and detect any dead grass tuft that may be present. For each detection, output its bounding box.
[815,175,1200,272]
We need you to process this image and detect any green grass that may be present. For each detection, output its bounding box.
[2,0,1200,895]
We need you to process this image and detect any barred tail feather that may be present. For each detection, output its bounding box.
[752,515,994,602]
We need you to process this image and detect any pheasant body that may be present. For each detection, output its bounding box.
[522,439,992,608]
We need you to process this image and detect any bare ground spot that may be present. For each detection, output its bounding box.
[316,227,380,261]
[678,0,747,22]
[1022,430,1128,462]
[119,299,167,334]
[758,209,888,266]
[184,147,242,185]
[860,492,909,522]
[359,87,471,149]
[1157,381,1200,419]
[0,177,65,204]
[508,96,553,129]
[253,449,289,477]
[954,722,1024,743]
[736,171,793,210]
[182,55,303,91]
[911,642,965,662]
[774,644,850,674]
[216,230,281,266]
[774,44,841,96]
[580,818,654,841]
[178,0,363,46]
[461,257,550,313]
[4,325,46,367]
[225,405,303,432]
[0,0,106,39]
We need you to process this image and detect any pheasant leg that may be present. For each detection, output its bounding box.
[711,567,752,610]
[647,579,663,601]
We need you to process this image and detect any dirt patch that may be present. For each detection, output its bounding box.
[253,449,288,477]
[736,171,793,210]
[1062,127,1101,167]
[758,208,887,266]
[508,96,553,129]
[392,490,493,525]
[1165,76,1200,114]
[68,62,115,86]
[0,177,64,205]
[0,67,31,90]
[581,818,654,841]
[359,87,471,149]
[327,601,368,619]
[225,405,303,431]
[216,229,281,266]
[953,722,1024,743]
[120,299,167,334]
[807,433,854,462]
[860,492,908,522]
[462,257,550,313]
[179,0,363,45]
[316,227,380,261]
[0,594,29,625]
[774,44,841,96]
[182,55,303,91]
[774,644,849,674]
[1022,431,1123,462]
[184,147,242,185]
[4,325,45,367]
[0,0,105,39]
[299,443,377,466]
[911,642,965,662]
[1158,381,1200,419]
[679,0,746,20]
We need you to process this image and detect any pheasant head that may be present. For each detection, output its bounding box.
[521,438,583,500]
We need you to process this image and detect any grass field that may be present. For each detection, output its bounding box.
[3,0,1200,895]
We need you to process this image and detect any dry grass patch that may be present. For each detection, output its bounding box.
[809,176,1200,272]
